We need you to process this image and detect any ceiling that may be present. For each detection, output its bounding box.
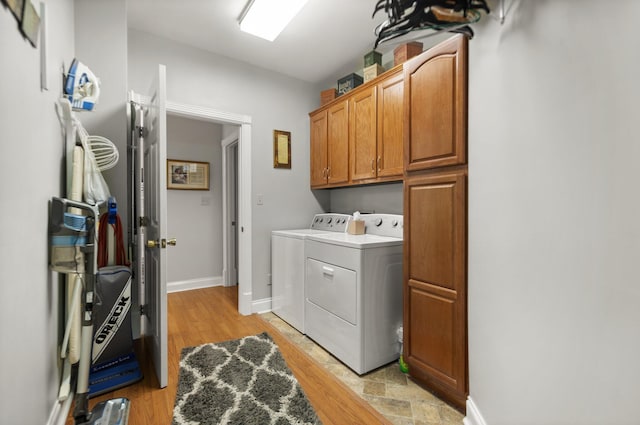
[127,0,394,85]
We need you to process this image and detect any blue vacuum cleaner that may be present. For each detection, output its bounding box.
[88,198,142,397]
[88,265,142,397]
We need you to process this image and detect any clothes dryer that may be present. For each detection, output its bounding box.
[305,214,403,374]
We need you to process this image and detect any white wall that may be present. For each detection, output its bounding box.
[166,115,223,287]
[467,1,640,424]
[127,29,329,300]
[74,0,128,230]
[0,1,75,423]
[329,182,403,215]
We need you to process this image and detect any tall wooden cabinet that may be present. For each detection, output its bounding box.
[403,34,469,411]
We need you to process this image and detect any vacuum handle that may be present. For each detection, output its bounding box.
[52,196,100,219]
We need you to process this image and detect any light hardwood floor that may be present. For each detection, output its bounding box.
[70,286,390,424]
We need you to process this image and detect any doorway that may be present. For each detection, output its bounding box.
[166,101,252,315]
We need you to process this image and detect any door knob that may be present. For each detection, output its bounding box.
[146,240,159,248]
[166,238,177,247]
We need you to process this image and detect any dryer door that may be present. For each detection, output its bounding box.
[306,258,357,325]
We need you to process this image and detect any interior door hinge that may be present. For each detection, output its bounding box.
[139,216,149,227]
[137,125,147,138]
[139,305,147,316]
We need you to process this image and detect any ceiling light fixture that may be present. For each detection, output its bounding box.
[238,0,309,42]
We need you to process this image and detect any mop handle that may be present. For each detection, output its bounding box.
[60,274,82,358]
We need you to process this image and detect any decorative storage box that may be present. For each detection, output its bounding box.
[363,64,385,82]
[394,41,423,65]
[364,50,383,67]
[321,88,337,106]
[337,73,363,95]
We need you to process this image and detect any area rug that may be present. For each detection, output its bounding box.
[172,332,322,425]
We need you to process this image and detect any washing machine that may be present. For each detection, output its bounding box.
[271,213,351,333]
[304,213,403,374]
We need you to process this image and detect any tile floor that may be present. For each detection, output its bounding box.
[261,313,464,425]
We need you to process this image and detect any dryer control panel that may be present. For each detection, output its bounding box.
[360,214,404,238]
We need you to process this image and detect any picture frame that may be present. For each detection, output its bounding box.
[21,0,40,47]
[5,0,25,22]
[273,129,291,169]
[167,159,210,190]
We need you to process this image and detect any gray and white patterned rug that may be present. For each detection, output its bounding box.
[172,332,322,425]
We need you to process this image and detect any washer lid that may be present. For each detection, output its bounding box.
[271,228,334,239]
[306,232,403,249]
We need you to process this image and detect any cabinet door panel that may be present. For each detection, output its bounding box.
[310,110,328,187]
[350,87,377,182]
[403,168,467,410]
[328,100,349,185]
[405,170,465,291]
[404,34,467,171]
[407,281,457,385]
[377,71,404,177]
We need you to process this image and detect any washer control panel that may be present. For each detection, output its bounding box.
[310,213,352,232]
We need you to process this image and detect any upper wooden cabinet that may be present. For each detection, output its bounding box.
[377,70,404,178]
[310,109,328,187]
[327,100,350,185]
[310,67,404,189]
[349,86,378,182]
[309,99,349,188]
[404,34,468,172]
[350,69,405,184]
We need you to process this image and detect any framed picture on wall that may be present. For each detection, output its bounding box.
[167,159,210,190]
[5,0,25,22]
[273,129,291,169]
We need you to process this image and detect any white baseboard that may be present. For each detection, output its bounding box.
[252,297,272,314]
[167,276,223,293]
[463,396,488,425]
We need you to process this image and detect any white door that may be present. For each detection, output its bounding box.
[143,64,168,388]
[232,143,239,286]
[222,133,239,286]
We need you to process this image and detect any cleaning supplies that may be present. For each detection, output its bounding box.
[397,327,409,373]
[64,59,101,111]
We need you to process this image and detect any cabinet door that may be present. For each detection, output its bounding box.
[310,110,328,187]
[404,34,468,172]
[377,71,404,178]
[327,100,349,185]
[403,169,467,410]
[350,86,377,182]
